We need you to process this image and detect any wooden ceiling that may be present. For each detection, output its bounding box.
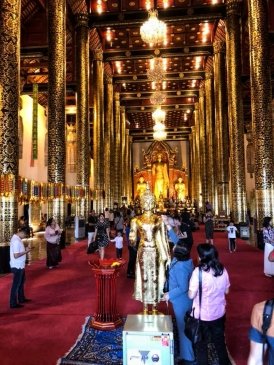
[20,0,274,141]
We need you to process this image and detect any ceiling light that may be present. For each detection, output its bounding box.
[147,57,165,83]
[152,107,166,123]
[150,90,166,105]
[140,9,167,47]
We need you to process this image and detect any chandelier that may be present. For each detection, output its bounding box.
[152,107,166,123]
[150,90,166,105]
[147,57,165,83]
[153,121,167,141]
[140,9,167,47]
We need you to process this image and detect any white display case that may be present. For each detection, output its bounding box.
[74,216,86,239]
[123,314,174,365]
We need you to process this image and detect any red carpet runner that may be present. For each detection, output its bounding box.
[0,227,273,365]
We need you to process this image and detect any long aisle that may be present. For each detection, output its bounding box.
[0,227,272,365]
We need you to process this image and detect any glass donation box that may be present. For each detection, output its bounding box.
[123,314,174,365]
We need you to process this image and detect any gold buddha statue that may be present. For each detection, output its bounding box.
[136,176,147,198]
[129,184,171,314]
[152,153,169,200]
[174,177,186,202]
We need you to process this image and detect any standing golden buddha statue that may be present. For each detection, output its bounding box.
[152,153,169,200]
[175,177,186,202]
[136,176,147,198]
[129,184,171,314]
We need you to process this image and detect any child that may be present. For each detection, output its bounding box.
[110,231,123,259]
[226,221,238,252]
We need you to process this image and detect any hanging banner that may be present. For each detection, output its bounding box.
[32,83,38,161]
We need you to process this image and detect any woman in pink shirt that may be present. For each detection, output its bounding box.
[188,243,231,365]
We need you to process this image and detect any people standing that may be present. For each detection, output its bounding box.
[162,243,195,365]
[114,212,124,234]
[188,244,231,365]
[125,219,138,279]
[110,231,123,259]
[9,228,32,308]
[44,218,62,269]
[226,221,238,253]
[87,210,97,247]
[204,210,214,245]
[262,217,274,277]
[93,213,110,260]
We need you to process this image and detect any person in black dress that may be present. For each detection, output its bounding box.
[93,213,110,259]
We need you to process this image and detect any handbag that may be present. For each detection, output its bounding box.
[184,268,202,345]
[268,249,274,262]
[87,240,99,254]
[163,260,178,293]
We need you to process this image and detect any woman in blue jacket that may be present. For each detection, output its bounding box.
[162,243,195,365]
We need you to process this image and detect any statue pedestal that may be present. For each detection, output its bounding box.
[89,258,125,330]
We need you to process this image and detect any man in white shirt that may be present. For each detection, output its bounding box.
[226,221,238,253]
[9,228,32,308]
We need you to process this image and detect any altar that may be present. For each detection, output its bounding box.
[133,141,189,204]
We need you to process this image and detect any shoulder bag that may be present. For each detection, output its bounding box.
[184,268,202,345]
[163,260,178,293]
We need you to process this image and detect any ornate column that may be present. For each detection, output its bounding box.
[75,14,90,218]
[194,102,201,205]
[120,106,126,199]
[125,129,130,201]
[199,86,207,209]
[205,71,216,209]
[189,130,195,200]
[248,0,274,223]
[47,0,66,226]
[128,135,133,203]
[226,0,247,223]
[104,75,113,209]
[213,40,229,216]
[93,50,105,213]
[0,1,20,254]
[113,92,121,204]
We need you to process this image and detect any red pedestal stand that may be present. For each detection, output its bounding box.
[89,259,124,330]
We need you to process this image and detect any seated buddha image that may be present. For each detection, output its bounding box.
[136,176,147,198]
[152,153,169,200]
[175,177,186,202]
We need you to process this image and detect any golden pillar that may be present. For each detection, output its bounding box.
[104,75,113,209]
[125,129,130,201]
[0,0,20,247]
[93,50,105,213]
[226,0,247,223]
[199,86,207,209]
[248,0,274,223]
[194,102,201,205]
[75,14,90,218]
[205,71,216,209]
[113,92,121,204]
[129,135,133,203]
[120,106,126,199]
[189,130,195,200]
[47,0,66,226]
[213,40,229,216]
